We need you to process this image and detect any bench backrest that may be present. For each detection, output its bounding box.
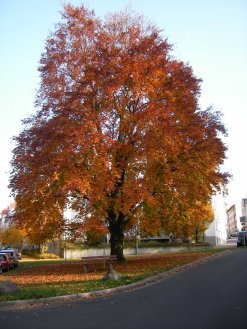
[81,255,117,261]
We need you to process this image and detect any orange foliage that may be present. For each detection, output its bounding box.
[9,4,229,259]
[184,203,214,242]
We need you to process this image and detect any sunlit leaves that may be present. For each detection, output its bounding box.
[1,252,216,286]
[9,4,229,252]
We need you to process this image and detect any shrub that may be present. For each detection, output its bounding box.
[36,253,60,259]
[22,249,60,259]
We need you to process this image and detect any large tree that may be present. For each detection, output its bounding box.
[9,4,228,260]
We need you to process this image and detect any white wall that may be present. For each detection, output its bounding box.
[64,246,210,259]
[204,191,228,245]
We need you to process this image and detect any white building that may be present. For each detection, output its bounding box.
[204,191,228,245]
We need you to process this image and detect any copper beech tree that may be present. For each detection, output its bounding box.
[9,4,228,261]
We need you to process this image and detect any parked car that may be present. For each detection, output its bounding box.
[229,229,239,238]
[1,248,22,260]
[237,231,247,247]
[0,253,14,271]
[0,251,19,268]
[6,248,22,260]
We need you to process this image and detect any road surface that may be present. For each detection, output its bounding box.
[0,248,247,329]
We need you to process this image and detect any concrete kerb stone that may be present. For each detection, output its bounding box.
[0,249,233,310]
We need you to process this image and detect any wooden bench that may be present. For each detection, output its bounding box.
[81,255,117,273]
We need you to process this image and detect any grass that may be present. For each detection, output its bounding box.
[20,259,67,267]
[0,248,228,302]
[1,276,144,302]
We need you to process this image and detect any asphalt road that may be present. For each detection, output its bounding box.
[1,248,247,329]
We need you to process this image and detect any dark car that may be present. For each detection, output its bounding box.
[0,251,19,268]
[0,253,14,271]
[237,231,247,247]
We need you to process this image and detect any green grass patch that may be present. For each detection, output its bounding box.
[0,276,144,302]
[21,259,68,267]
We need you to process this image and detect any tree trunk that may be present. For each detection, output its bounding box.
[108,212,126,262]
[194,229,200,243]
[110,230,125,262]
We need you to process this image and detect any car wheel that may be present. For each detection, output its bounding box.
[0,267,2,274]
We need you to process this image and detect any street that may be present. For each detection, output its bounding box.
[0,248,247,329]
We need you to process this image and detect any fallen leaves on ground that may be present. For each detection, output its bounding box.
[0,252,217,286]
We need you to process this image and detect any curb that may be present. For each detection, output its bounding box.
[0,249,233,310]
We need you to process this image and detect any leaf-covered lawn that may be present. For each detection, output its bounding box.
[2,251,217,285]
[0,250,222,301]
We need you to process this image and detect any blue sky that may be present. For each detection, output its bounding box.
[0,0,247,209]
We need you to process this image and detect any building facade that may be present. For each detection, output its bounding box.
[226,204,238,235]
[240,198,247,230]
[204,190,228,245]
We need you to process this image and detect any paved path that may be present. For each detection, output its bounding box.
[0,249,247,329]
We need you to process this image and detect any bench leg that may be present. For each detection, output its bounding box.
[83,264,88,273]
